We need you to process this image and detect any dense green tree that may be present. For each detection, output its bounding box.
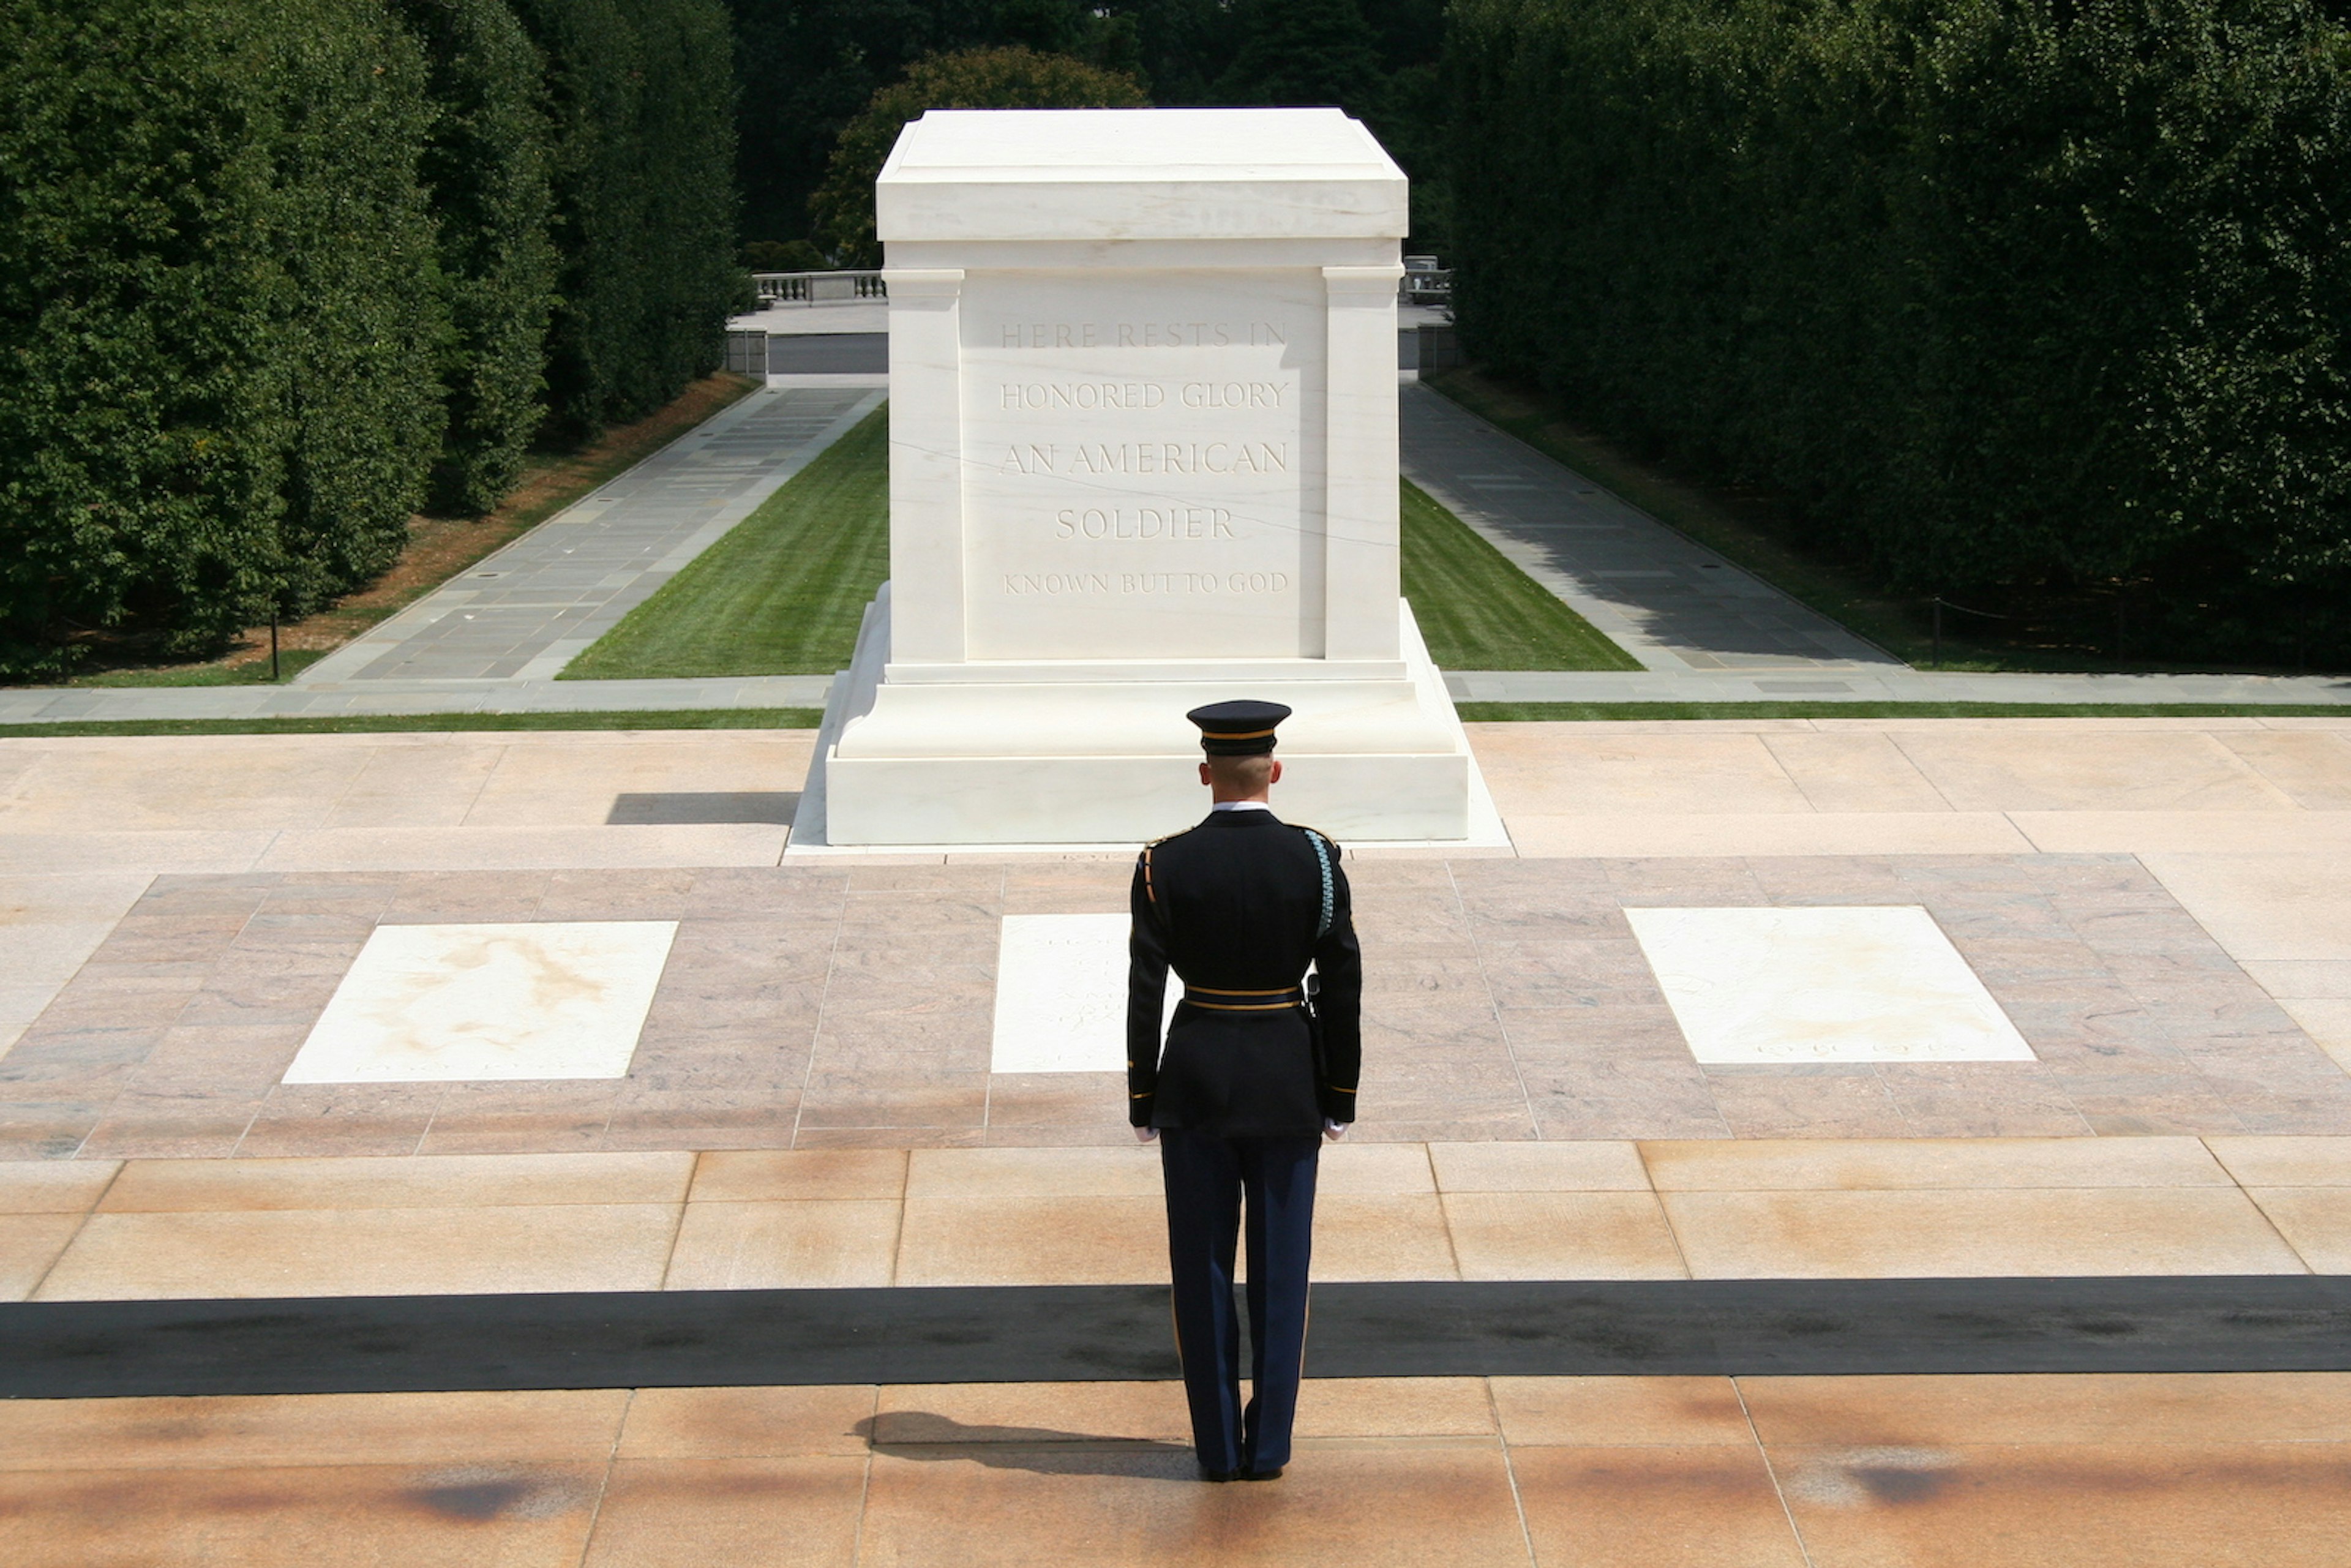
[808,46,1149,266]
[625,0,741,407]
[727,0,1138,248]
[730,1,959,251]
[728,0,1447,251]
[507,0,643,440]
[744,238,829,269]
[1359,0,1445,72]
[509,0,739,440]
[1450,0,2351,661]
[0,0,452,672]
[0,0,288,673]
[392,0,558,517]
[1113,0,1235,103]
[0,0,745,678]
[265,0,451,616]
[1215,0,1385,112]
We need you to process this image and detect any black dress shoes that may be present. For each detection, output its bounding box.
[1198,1464,1238,1483]
[1239,1465,1283,1481]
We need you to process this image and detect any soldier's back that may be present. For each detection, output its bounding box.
[1148,812,1326,994]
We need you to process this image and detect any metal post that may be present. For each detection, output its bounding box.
[2113,596,2124,665]
[270,611,280,683]
[1931,598,1941,670]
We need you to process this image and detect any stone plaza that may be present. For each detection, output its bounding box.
[3,715,2351,1562]
[1,105,2348,1568]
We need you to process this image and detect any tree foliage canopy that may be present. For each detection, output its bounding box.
[1450,0,2351,659]
[1215,0,1385,112]
[392,0,558,516]
[0,0,446,670]
[727,0,1450,252]
[808,45,1149,268]
[509,0,740,441]
[0,0,740,678]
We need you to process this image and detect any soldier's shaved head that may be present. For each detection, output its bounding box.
[1205,754,1275,794]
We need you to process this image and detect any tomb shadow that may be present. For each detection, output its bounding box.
[606,791,800,825]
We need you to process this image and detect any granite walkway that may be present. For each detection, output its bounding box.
[4,718,2349,1562]
[1446,667,2351,706]
[0,674,839,724]
[8,717,2351,1142]
[8,1370,2344,1566]
[9,666,2351,726]
[294,383,882,687]
[1400,384,1898,672]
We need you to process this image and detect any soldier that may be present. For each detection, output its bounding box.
[1128,699,1363,1483]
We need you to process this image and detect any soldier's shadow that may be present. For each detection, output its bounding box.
[858,1412,1199,1479]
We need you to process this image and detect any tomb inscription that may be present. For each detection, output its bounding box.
[959,271,1325,659]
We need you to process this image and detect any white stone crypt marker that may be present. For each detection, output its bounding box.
[797,108,1487,846]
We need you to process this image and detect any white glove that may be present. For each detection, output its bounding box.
[1134,1125,1158,1143]
[1322,1120,1349,1141]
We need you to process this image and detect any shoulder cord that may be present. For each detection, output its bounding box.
[1140,846,1169,935]
[1305,830,1334,941]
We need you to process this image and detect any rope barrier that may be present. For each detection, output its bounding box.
[1928,595,2012,669]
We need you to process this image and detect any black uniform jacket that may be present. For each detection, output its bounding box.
[1127,808,1363,1136]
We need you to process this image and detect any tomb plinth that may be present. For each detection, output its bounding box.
[799,108,1489,847]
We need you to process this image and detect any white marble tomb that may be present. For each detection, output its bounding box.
[795,108,1488,847]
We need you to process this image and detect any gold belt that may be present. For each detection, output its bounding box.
[1182,985,1305,1012]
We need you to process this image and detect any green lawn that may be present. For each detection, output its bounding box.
[1455,701,2351,721]
[1401,478,1640,671]
[71,648,332,687]
[564,405,1639,678]
[562,405,891,680]
[9,699,2347,740]
[0,709,825,738]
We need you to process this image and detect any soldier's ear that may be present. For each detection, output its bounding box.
[1269,760,1283,785]
[1199,761,1213,787]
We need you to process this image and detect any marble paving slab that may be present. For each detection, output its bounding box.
[991,915,1175,1074]
[6,854,2343,1158]
[283,921,677,1084]
[1626,906,2036,1064]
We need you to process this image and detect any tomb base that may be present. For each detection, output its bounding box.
[790,583,1498,848]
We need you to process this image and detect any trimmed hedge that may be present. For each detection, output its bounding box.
[0,0,444,670]
[267,0,452,617]
[808,47,1149,269]
[1450,0,2351,657]
[394,0,558,517]
[509,0,738,442]
[0,0,738,678]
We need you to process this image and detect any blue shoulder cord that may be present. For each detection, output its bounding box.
[1305,830,1335,941]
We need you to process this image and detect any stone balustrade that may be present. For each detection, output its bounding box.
[752,269,888,304]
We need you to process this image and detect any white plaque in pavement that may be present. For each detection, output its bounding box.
[797,108,1489,847]
[284,921,677,1082]
[991,915,1179,1074]
[1626,906,2038,1065]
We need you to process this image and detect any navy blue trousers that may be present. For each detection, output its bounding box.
[1157,1128,1321,1474]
